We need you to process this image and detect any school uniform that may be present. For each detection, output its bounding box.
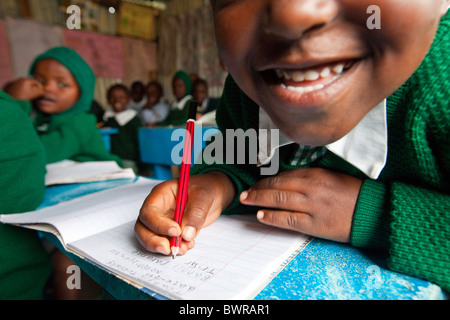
[103,109,142,171]
[0,90,51,299]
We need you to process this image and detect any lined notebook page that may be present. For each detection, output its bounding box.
[0,177,311,300]
[71,217,310,300]
[0,178,158,244]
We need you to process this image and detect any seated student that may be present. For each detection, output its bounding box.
[20,46,121,299]
[159,70,193,126]
[103,84,142,174]
[22,46,122,165]
[0,84,51,299]
[127,81,147,112]
[135,1,450,292]
[140,81,170,127]
[192,78,219,119]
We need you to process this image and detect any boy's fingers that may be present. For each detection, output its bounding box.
[181,187,216,241]
[240,188,308,212]
[256,210,312,234]
[138,181,181,236]
[134,220,171,255]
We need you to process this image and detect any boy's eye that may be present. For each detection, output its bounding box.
[34,77,45,85]
[57,82,69,88]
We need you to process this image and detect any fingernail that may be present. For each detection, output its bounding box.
[257,210,264,220]
[156,246,167,255]
[182,226,196,241]
[240,191,248,201]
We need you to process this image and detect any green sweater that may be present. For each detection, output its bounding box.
[36,111,122,165]
[192,14,450,291]
[0,91,51,299]
[104,115,142,162]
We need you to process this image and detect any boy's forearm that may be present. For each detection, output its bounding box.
[352,179,450,291]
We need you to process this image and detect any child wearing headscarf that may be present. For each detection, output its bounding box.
[159,70,193,126]
[28,46,122,165]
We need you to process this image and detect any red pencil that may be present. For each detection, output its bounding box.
[170,101,198,258]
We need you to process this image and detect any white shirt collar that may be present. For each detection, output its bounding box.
[258,100,388,179]
[104,108,137,126]
[172,95,192,111]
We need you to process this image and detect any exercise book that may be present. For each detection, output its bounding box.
[0,177,311,300]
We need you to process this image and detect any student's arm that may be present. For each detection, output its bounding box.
[37,116,82,164]
[352,106,450,292]
[0,91,46,213]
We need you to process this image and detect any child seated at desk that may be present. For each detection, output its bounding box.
[6,46,122,299]
[25,46,122,166]
[0,87,51,299]
[140,81,170,127]
[103,84,143,174]
[135,1,450,292]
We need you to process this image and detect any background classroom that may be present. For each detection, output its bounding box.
[0,0,227,111]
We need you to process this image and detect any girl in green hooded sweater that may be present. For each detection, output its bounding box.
[28,46,122,165]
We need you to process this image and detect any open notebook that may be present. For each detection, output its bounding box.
[45,160,135,186]
[0,177,311,300]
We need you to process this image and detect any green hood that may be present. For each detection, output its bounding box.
[173,70,192,98]
[29,46,95,117]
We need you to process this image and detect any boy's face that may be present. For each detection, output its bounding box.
[33,59,80,114]
[146,84,162,105]
[173,78,187,100]
[109,88,130,113]
[193,83,208,104]
[211,0,448,145]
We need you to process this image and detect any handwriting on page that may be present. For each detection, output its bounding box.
[70,215,309,300]
[107,248,217,295]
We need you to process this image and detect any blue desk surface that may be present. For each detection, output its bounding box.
[40,179,446,300]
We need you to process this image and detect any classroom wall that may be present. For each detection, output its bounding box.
[0,0,226,108]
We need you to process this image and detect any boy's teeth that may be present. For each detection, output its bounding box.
[320,67,331,78]
[304,70,320,81]
[332,63,345,74]
[277,62,348,83]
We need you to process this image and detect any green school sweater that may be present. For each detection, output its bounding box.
[29,47,122,165]
[192,14,450,291]
[0,91,51,299]
[104,115,142,162]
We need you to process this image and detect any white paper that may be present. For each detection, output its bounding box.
[45,160,135,186]
[0,177,311,300]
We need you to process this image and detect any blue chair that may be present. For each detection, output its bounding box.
[99,127,118,152]
[139,125,219,180]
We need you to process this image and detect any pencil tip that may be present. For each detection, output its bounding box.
[171,246,179,259]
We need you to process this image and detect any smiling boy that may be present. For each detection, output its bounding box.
[136,1,449,291]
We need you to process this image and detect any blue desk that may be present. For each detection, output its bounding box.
[39,179,447,300]
[138,125,219,180]
[99,127,118,152]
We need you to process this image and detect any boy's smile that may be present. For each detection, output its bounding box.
[211,0,448,146]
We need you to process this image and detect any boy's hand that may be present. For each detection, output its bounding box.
[135,171,236,256]
[5,78,44,101]
[239,168,363,242]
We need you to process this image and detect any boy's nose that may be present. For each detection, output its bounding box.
[263,0,338,40]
